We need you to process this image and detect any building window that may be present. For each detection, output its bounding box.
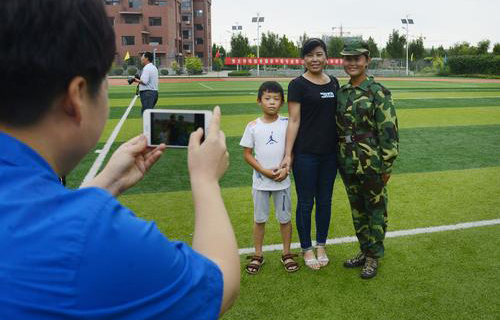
[182,30,191,39]
[149,17,162,26]
[148,0,167,5]
[195,24,203,31]
[194,9,203,17]
[182,15,189,22]
[108,17,115,25]
[129,0,142,9]
[150,37,163,45]
[105,0,120,5]
[196,52,204,58]
[122,36,135,46]
[124,15,140,24]
[183,44,191,50]
[181,0,192,10]
[196,38,203,45]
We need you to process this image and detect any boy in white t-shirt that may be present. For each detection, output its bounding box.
[240,81,300,274]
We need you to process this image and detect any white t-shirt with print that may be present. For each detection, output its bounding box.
[239,116,290,191]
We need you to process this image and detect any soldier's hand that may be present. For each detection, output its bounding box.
[382,173,391,185]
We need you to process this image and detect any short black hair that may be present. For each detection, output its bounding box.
[301,38,328,58]
[257,81,284,102]
[0,0,116,127]
[143,52,154,63]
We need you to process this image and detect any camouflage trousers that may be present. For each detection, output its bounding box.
[340,173,388,258]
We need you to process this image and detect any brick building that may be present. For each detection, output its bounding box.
[104,0,211,69]
[180,0,212,68]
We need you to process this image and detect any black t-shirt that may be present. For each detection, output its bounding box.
[287,75,339,154]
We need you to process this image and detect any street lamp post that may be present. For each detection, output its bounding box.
[231,23,242,72]
[252,13,264,76]
[401,16,414,76]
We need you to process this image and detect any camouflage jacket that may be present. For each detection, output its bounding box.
[336,76,399,174]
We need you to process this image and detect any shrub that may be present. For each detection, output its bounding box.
[171,61,182,75]
[185,57,203,75]
[228,70,251,77]
[127,66,138,76]
[212,57,223,71]
[113,68,124,76]
[448,55,500,75]
[160,68,169,76]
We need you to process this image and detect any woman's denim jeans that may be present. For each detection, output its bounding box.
[293,152,337,251]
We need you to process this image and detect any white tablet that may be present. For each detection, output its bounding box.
[143,109,212,147]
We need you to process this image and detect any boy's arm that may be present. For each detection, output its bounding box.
[243,147,277,180]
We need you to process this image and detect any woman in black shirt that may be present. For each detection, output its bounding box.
[282,38,339,270]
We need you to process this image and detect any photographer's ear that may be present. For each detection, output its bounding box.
[61,76,87,124]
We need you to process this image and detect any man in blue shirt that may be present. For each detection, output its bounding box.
[0,0,240,319]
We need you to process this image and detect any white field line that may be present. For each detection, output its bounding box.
[395,96,500,100]
[80,95,139,187]
[199,82,214,90]
[238,218,500,255]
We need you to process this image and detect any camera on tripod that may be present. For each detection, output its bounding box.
[128,74,140,85]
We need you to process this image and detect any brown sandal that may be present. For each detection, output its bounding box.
[281,253,300,273]
[245,255,264,275]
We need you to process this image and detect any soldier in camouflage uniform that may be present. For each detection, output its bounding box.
[336,41,399,279]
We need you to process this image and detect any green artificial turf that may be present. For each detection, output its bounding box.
[221,225,500,320]
[63,79,500,320]
[119,166,500,247]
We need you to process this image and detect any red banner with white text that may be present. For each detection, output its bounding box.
[224,57,343,66]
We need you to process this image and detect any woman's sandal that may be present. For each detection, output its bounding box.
[280,253,300,273]
[245,255,264,275]
[303,250,321,270]
[316,246,329,267]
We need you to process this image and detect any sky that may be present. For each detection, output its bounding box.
[211,0,500,52]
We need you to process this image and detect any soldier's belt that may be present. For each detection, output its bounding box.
[339,132,375,143]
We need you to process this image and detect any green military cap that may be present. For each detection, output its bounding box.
[341,40,370,56]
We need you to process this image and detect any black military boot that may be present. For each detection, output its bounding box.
[343,252,366,268]
[360,257,378,279]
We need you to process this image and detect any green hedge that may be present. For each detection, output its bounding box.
[228,70,251,77]
[448,55,500,75]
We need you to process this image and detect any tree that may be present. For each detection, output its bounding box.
[408,37,425,60]
[437,45,446,57]
[385,30,406,59]
[448,42,476,56]
[230,34,251,57]
[212,44,226,58]
[327,37,344,58]
[298,33,309,49]
[493,43,500,55]
[366,37,380,58]
[380,48,388,59]
[260,32,280,57]
[477,40,490,54]
[185,57,202,74]
[278,34,299,58]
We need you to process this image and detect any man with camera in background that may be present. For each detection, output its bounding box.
[132,52,159,114]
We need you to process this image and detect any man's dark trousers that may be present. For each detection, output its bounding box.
[140,90,158,114]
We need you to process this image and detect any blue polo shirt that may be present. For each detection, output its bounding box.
[0,132,223,319]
